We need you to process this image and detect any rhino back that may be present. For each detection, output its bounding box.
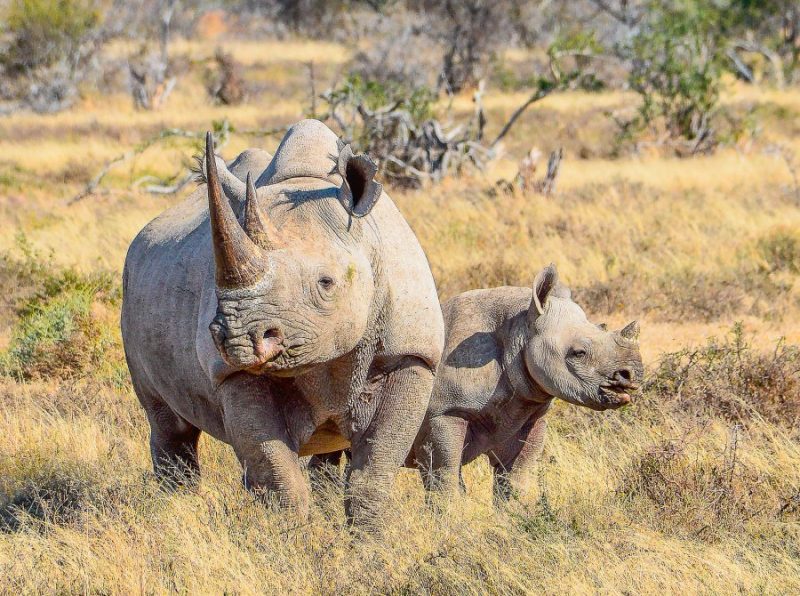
[429,287,532,415]
[368,195,444,369]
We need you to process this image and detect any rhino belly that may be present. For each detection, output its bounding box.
[298,419,351,456]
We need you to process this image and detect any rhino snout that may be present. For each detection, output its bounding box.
[209,318,285,369]
[254,328,284,364]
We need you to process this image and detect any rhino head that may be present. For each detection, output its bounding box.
[523,264,643,410]
[204,133,383,376]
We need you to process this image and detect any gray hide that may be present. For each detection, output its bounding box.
[121,119,444,527]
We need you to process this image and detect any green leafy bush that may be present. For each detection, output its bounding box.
[0,250,120,382]
[620,0,728,153]
[2,0,102,73]
[1,0,105,111]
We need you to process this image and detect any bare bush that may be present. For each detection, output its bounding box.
[205,48,246,105]
[126,0,178,110]
[319,74,489,187]
[618,427,773,536]
[645,324,800,428]
[408,0,522,92]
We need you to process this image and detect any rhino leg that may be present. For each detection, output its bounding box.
[489,408,549,504]
[413,415,468,495]
[345,357,433,529]
[143,397,202,487]
[220,378,310,517]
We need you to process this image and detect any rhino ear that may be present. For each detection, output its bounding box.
[529,263,559,320]
[336,144,382,218]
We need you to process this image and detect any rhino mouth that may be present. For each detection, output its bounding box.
[597,382,639,409]
[245,338,317,377]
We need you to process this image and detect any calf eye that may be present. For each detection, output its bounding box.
[318,276,335,290]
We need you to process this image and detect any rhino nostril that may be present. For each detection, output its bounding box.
[615,368,632,383]
[263,328,282,341]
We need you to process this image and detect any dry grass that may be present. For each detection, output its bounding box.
[1,37,800,594]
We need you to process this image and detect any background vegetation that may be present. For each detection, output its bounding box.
[1,0,800,593]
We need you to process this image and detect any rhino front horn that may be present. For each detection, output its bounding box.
[206,132,264,289]
[619,320,640,342]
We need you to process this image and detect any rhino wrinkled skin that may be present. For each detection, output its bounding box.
[407,264,644,500]
[121,119,444,526]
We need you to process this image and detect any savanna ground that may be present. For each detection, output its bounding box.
[1,37,800,594]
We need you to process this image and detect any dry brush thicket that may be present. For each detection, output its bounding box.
[1,28,800,595]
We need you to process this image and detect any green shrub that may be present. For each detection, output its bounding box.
[620,0,728,153]
[2,0,103,73]
[0,251,120,382]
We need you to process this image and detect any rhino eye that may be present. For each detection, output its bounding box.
[570,348,587,359]
[318,276,335,291]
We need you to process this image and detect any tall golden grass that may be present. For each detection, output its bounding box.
[1,39,799,594]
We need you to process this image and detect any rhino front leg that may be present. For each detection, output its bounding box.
[490,405,550,503]
[345,357,434,529]
[140,394,202,487]
[220,378,310,517]
[414,415,468,495]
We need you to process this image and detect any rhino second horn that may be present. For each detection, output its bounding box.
[206,132,264,289]
[243,172,281,251]
[619,320,640,342]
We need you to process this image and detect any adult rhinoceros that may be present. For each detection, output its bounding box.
[121,119,444,526]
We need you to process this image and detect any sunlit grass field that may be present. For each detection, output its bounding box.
[1,38,799,593]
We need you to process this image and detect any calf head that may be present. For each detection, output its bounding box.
[523,264,644,410]
[204,133,382,376]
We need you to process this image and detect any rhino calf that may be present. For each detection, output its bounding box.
[409,264,643,500]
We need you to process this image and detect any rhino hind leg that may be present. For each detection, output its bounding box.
[145,399,202,489]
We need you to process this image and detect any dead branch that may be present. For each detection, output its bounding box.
[69,120,289,205]
[489,86,554,150]
[538,148,564,195]
[586,0,643,26]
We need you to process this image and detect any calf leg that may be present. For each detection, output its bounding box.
[220,376,309,517]
[345,357,434,529]
[490,405,549,503]
[414,415,468,495]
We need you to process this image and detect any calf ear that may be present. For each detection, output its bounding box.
[530,263,559,319]
[336,144,383,217]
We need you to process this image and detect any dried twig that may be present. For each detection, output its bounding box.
[539,148,564,195]
[489,86,554,150]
